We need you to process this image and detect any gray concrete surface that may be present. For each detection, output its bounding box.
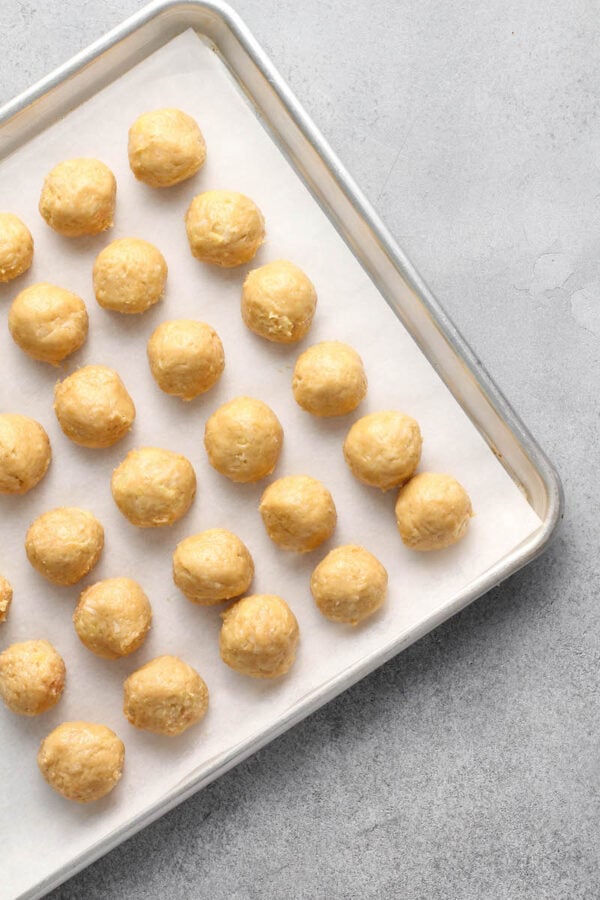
[1,1,598,897]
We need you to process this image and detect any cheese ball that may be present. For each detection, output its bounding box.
[310,544,388,625]
[93,237,167,314]
[185,191,265,268]
[0,212,34,282]
[26,507,104,586]
[123,655,209,736]
[173,528,254,606]
[112,446,196,527]
[204,396,283,483]
[0,413,51,494]
[9,282,88,365]
[343,411,422,491]
[259,475,336,552]
[0,640,65,716]
[147,319,224,400]
[292,341,367,417]
[395,472,473,551]
[241,259,317,343]
[220,594,299,679]
[38,722,125,802]
[74,577,152,659]
[0,575,12,623]
[54,365,135,448]
[128,108,206,188]
[39,158,116,237]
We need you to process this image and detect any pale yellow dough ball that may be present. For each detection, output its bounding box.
[310,544,388,625]
[38,721,125,802]
[220,594,299,679]
[123,655,209,736]
[74,577,152,659]
[0,413,51,494]
[292,341,367,417]
[343,410,422,491]
[395,472,473,551]
[259,475,336,552]
[0,575,12,623]
[204,396,283,483]
[185,190,265,268]
[173,529,254,605]
[112,446,196,527]
[147,319,224,400]
[93,237,167,314]
[54,365,135,448]
[0,212,34,282]
[0,639,65,716]
[241,259,317,343]
[9,282,88,365]
[128,108,206,188]
[39,158,116,237]
[26,507,104,586]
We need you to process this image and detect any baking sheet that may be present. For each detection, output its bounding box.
[0,29,541,899]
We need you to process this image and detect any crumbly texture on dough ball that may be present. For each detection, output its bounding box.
[128,108,206,188]
[241,260,317,343]
[9,282,88,365]
[173,528,254,605]
[54,365,135,448]
[25,507,104,586]
[0,212,34,282]
[310,544,388,625]
[204,396,283,483]
[123,655,209,736]
[0,575,12,623]
[220,594,299,679]
[185,191,265,268]
[0,413,51,495]
[292,341,367,417]
[0,639,65,716]
[343,411,422,491]
[395,472,473,551]
[111,446,196,527]
[39,158,116,237]
[147,319,224,400]
[74,577,152,659]
[259,475,337,552]
[38,721,124,802]
[93,237,167,314]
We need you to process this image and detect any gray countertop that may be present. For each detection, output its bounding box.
[1,1,597,897]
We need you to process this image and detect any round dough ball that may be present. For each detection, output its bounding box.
[220,594,299,679]
[310,544,388,625]
[111,446,196,527]
[259,475,336,552]
[0,212,34,282]
[74,577,152,659]
[147,319,224,400]
[39,158,116,237]
[173,528,254,605]
[241,259,317,343]
[0,575,13,623]
[0,413,51,494]
[9,282,88,365]
[204,396,283,483]
[128,108,206,188]
[93,237,167,314]
[54,365,135,448]
[292,341,367,417]
[395,472,473,551]
[123,655,209,736]
[38,721,124,802]
[0,639,65,715]
[185,191,265,268]
[343,411,422,491]
[26,507,104,586]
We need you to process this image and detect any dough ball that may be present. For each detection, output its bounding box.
[74,577,152,659]
[0,212,34,282]
[310,544,388,625]
[185,191,265,268]
[259,475,336,552]
[204,396,283,483]
[123,655,209,736]
[241,259,317,343]
[0,575,12,623]
[128,108,206,188]
[93,237,167,314]
[54,365,135,448]
[220,594,299,679]
[39,158,116,237]
[38,722,124,802]
[343,411,422,491]
[0,413,51,494]
[9,282,88,365]
[0,639,65,716]
[292,341,367,417]
[147,319,224,400]
[173,529,254,605]
[395,472,473,551]
[111,446,196,527]
[26,507,104,586]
